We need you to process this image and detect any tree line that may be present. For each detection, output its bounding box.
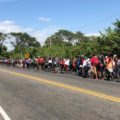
[0,19,120,58]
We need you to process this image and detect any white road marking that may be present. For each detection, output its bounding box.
[0,106,11,120]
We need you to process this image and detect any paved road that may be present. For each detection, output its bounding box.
[0,65,120,120]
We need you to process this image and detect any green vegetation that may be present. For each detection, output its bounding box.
[0,19,120,58]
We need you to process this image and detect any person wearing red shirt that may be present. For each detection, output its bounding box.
[91,54,100,79]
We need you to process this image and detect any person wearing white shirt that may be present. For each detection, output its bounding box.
[83,58,91,78]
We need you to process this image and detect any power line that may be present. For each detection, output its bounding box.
[78,14,120,29]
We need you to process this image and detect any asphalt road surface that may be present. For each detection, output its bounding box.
[0,65,120,120]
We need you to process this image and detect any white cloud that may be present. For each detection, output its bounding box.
[0,20,60,50]
[1,20,102,51]
[38,17,51,22]
[29,26,60,45]
[0,20,21,33]
[85,32,100,36]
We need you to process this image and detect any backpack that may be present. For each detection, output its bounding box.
[76,59,80,66]
[86,61,90,67]
[93,57,99,65]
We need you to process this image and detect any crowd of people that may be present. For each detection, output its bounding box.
[0,53,120,81]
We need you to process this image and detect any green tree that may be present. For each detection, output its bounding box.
[100,19,120,55]
[44,30,74,46]
[10,32,40,58]
[0,33,7,55]
[74,31,88,44]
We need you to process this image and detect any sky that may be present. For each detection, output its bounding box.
[0,0,120,49]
